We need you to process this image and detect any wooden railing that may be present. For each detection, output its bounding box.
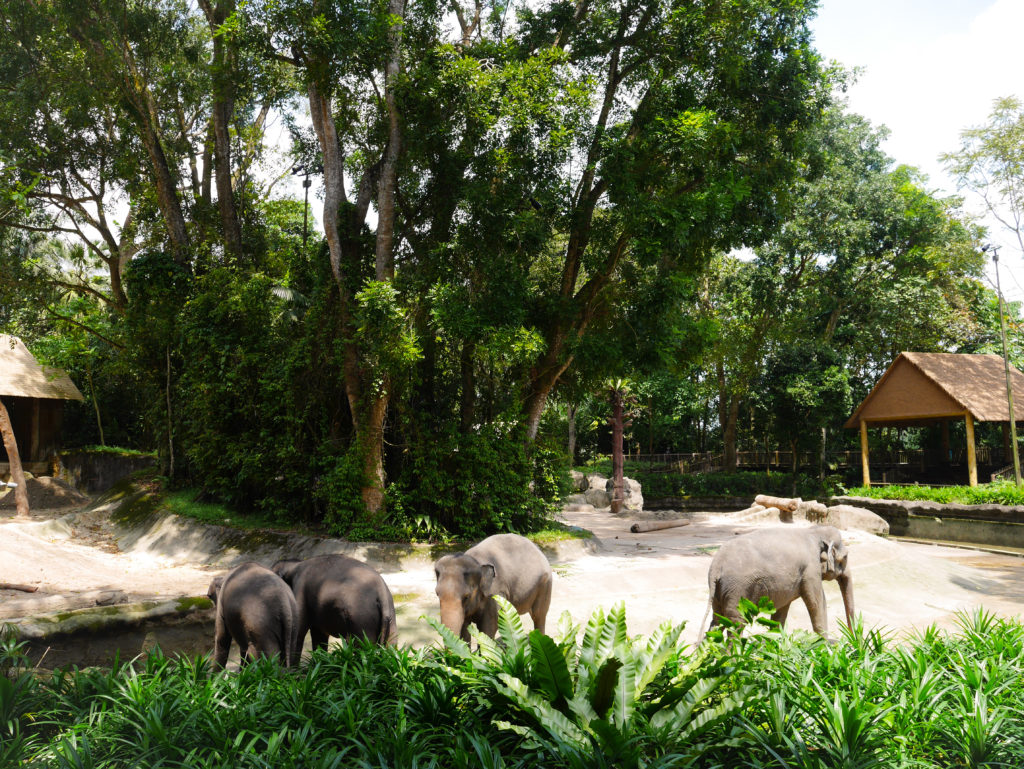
[626,447,1008,474]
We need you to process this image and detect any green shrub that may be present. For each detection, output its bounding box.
[8,609,1024,767]
[847,480,1024,506]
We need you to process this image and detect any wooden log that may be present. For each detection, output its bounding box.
[0,582,38,593]
[731,504,766,517]
[630,518,691,533]
[754,494,801,513]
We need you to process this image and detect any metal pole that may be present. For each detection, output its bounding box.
[993,246,1022,486]
[302,173,311,247]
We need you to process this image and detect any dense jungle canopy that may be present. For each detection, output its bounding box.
[0,0,1006,538]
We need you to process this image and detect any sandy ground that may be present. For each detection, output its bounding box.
[3,501,1024,649]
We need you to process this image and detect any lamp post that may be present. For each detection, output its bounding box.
[990,244,1022,486]
[291,165,315,248]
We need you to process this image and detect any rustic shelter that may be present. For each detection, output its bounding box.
[0,336,84,475]
[845,352,1024,487]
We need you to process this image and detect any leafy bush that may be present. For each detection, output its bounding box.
[847,480,1024,506]
[382,428,568,541]
[578,460,842,500]
[7,608,1024,767]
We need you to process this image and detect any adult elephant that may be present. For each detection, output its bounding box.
[272,554,398,650]
[700,525,854,640]
[207,561,299,667]
[434,533,553,641]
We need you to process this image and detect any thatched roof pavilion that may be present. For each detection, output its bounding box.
[845,352,1024,487]
[0,336,84,474]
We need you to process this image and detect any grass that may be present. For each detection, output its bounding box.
[847,479,1024,506]
[5,606,1024,767]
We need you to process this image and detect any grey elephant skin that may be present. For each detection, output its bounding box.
[701,525,854,639]
[434,533,553,640]
[207,561,300,668]
[272,554,398,650]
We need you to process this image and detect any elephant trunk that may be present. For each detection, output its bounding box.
[837,572,855,629]
[439,600,466,640]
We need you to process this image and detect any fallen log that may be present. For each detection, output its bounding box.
[630,518,691,533]
[754,494,801,513]
[731,504,767,517]
[0,582,38,593]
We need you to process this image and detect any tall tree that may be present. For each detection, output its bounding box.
[943,96,1024,258]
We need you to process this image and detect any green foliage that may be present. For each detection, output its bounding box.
[387,429,569,541]
[7,608,1024,766]
[431,599,750,767]
[578,460,842,500]
[847,481,1024,506]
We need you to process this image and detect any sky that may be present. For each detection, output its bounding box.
[809,0,1024,299]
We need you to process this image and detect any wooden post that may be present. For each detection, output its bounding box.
[0,397,30,517]
[965,412,978,487]
[860,420,871,488]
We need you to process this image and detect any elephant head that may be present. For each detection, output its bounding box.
[271,559,303,586]
[434,553,496,639]
[816,527,855,629]
[207,576,224,605]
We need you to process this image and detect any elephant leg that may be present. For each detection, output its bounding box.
[212,615,232,669]
[771,603,791,627]
[800,580,829,636]
[477,602,499,638]
[310,628,329,651]
[529,576,553,635]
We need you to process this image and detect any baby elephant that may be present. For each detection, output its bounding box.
[701,525,855,640]
[434,533,553,641]
[207,561,300,668]
[272,554,398,651]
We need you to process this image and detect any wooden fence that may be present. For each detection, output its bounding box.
[626,447,1006,475]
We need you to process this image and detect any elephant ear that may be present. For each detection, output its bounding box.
[479,563,497,596]
[820,540,837,575]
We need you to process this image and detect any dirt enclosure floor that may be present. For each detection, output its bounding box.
[3,495,1024,663]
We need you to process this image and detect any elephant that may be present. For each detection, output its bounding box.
[700,525,854,640]
[272,554,398,651]
[207,561,300,668]
[434,533,553,641]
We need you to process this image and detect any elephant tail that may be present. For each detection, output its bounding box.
[379,596,399,646]
[696,576,718,645]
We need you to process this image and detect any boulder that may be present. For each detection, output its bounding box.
[606,476,644,511]
[828,504,890,536]
[585,473,609,491]
[570,470,587,492]
[563,502,598,513]
[584,487,611,509]
[563,493,589,506]
[790,499,836,526]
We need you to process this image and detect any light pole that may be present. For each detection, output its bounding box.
[990,244,1022,486]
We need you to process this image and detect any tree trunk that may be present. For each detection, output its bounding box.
[567,402,578,464]
[358,393,389,519]
[202,0,244,262]
[0,397,30,517]
[374,0,407,280]
[610,389,624,514]
[459,340,475,433]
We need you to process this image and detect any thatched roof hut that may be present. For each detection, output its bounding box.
[0,336,84,474]
[845,352,1024,487]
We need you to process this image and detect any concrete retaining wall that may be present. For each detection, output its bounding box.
[831,495,1024,549]
[57,450,157,493]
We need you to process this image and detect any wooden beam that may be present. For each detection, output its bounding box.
[965,412,978,487]
[860,420,871,488]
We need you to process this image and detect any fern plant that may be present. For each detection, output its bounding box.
[429,599,752,766]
